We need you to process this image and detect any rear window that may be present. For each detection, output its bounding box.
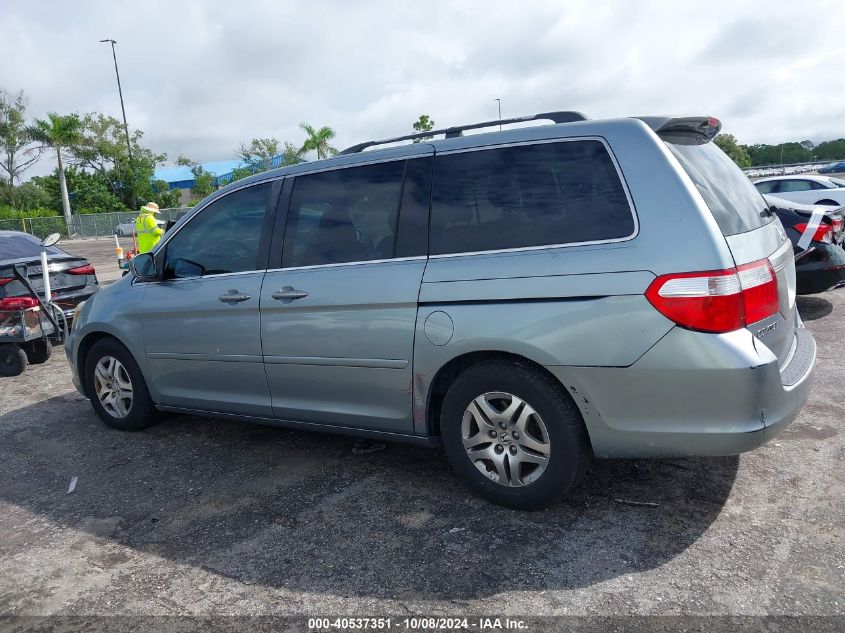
[0,233,65,260]
[430,140,635,255]
[664,135,772,236]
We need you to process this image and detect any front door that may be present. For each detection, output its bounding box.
[142,181,276,415]
[260,155,432,433]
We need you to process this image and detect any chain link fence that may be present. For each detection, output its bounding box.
[0,209,191,240]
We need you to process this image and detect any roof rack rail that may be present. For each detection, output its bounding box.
[339,110,589,155]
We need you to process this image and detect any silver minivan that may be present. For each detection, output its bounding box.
[66,112,816,509]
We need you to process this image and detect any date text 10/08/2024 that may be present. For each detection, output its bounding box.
[308,617,529,631]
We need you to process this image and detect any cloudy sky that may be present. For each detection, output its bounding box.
[3,0,844,178]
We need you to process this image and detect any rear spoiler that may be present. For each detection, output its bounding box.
[635,116,722,140]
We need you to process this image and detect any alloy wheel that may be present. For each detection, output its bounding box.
[93,355,134,419]
[461,391,551,487]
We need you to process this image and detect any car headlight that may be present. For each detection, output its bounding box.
[71,300,86,328]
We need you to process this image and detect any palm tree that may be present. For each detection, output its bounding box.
[30,113,83,225]
[299,123,338,160]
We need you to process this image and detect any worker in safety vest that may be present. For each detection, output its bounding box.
[135,202,163,253]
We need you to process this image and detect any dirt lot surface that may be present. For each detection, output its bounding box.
[0,238,843,629]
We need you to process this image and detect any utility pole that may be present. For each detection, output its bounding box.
[494,98,502,131]
[100,38,135,206]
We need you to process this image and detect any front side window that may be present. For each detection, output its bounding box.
[282,161,405,267]
[429,140,635,255]
[164,183,271,278]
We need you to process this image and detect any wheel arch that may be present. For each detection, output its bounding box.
[76,330,136,398]
[424,350,582,439]
[814,199,840,206]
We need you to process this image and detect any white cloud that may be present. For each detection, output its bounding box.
[3,0,844,179]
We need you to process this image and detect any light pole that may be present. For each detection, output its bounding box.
[100,39,133,164]
[494,98,502,130]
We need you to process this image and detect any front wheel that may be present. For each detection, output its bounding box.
[440,360,591,510]
[85,338,158,431]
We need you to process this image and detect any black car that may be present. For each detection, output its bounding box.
[763,195,845,294]
[0,231,99,318]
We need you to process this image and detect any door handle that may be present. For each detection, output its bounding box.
[218,290,252,304]
[271,286,309,302]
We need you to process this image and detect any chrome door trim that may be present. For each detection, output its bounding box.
[263,355,409,369]
[266,255,427,274]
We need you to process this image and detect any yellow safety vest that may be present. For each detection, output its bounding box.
[135,212,163,253]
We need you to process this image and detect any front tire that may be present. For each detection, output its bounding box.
[85,338,158,431]
[440,360,590,510]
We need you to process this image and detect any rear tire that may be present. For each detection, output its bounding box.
[440,360,591,510]
[25,339,52,365]
[0,344,27,377]
[85,338,158,431]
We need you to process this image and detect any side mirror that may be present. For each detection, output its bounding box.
[41,232,61,248]
[131,253,157,281]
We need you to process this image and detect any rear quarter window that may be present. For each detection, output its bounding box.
[664,135,773,236]
[429,140,635,255]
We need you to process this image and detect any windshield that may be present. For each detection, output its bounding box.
[827,177,845,187]
[0,233,65,261]
[663,134,773,236]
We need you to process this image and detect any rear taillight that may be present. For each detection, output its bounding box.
[646,259,779,333]
[0,277,13,286]
[795,222,832,244]
[0,296,39,310]
[67,264,96,275]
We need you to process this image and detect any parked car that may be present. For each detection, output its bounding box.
[115,218,166,237]
[753,175,845,206]
[0,230,99,320]
[66,112,815,509]
[763,195,845,294]
[113,221,135,237]
[818,161,845,174]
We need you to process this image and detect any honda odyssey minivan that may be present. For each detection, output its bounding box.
[66,111,816,509]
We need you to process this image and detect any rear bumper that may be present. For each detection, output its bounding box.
[549,325,816,458]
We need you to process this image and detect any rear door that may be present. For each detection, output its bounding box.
[141,181,277,415]
[664,135,797,367]
[260,154,432,433]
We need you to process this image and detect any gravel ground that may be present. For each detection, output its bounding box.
[0,238,843,629]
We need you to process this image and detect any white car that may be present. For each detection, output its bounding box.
[753,175,845,206]
[114,219,165,237]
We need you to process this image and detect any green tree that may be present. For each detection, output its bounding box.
[150,181,182,209]
[0,89,41,191]
[0,180,52,211]
[237,137,280,171]
[32,167,123,214]
[714,133,751,168]
[813,139,845,161]
[412,114,435,142]
[29,112,83,224]
[300,123,337,159]
[190,164,216,198]
[72,113,172,211]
